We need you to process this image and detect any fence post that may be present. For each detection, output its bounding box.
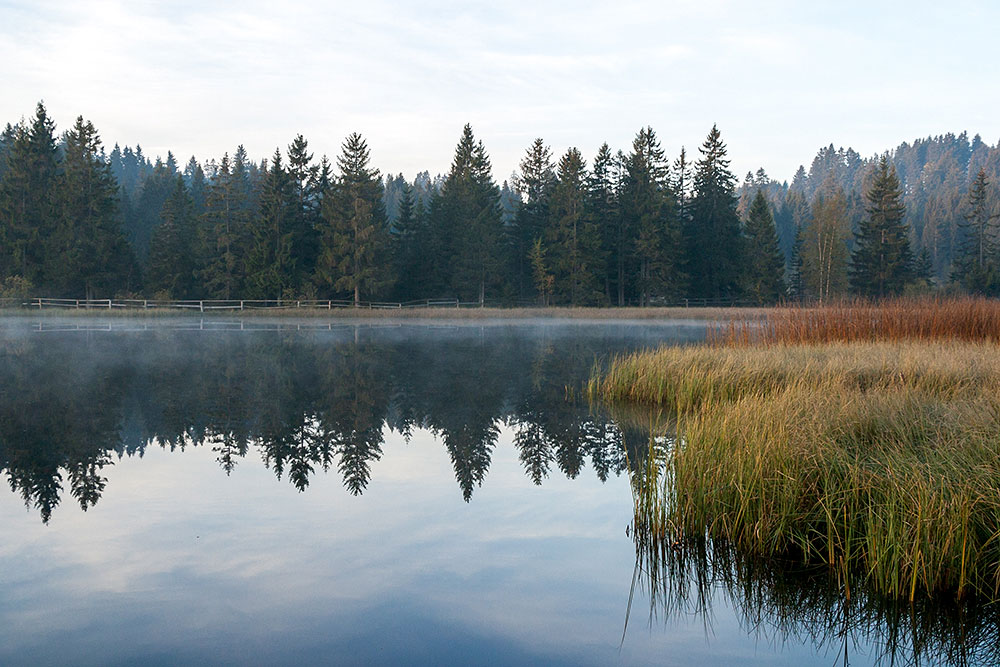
[240,300,244,311]
[37,298,42,309]
[200,300,204,313]
[107,299,112,310]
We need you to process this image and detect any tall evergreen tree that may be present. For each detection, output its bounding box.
[509,138,556,299]
[742,190,786,304]
[428,125,503,303]
[50,116,135,297]
[202,153,251,298]
[685,125,742,300]
[849,155,913,297]
[315,133,390,305]
[129,157,176,263]
[392,181,431,301]
[546,147,603,305]
[245,150,296,299]
[952,168,999,293]
[0,102,59,287]
[621,127,684,305]
[286,134,320,286]
[587,143,620,303]
[147,177,198,298]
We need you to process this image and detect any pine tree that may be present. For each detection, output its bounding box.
[245,150,296,299]
[130,157,176,263]
[952,168,999,293]
[50,116,135,298]
[286,134,320,286]
[315,133,390,305]
[427,125,503,303]
[914,246,934,289]
[742,190,786,305]
[202,153,251,298]
[849,155,913,297]
[392,181,430,301]
[546,148,603,305]
[621,127,684,306]
[587,143,620,303]
[509,138,556,299]
[529,237,554,306]
[0,102,59,287]
[183,156,207,216]
[685,124,742,300]
[147,177,198,298]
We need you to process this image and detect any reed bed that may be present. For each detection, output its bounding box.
[717,297,1000,345]
[593,341,1000,601]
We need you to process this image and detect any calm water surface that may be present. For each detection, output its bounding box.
[0,317,994,666]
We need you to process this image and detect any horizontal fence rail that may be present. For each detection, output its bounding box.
[0,296,757,311]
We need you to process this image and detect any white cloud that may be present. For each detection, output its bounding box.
[1,0,997,182]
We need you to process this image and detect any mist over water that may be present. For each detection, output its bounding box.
[0,317,994,665]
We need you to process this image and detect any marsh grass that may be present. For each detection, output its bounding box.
[716,297,1000,345]
[594,341,1000,601]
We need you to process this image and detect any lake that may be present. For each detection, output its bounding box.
[0,317,994,666]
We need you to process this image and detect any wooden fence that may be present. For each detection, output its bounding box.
[0,296,754,311]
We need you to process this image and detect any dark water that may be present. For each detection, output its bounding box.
[0,317,994,666]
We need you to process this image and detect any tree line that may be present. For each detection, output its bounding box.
[2,101,999,304]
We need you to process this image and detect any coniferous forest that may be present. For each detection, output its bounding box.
[2,101,1000,306]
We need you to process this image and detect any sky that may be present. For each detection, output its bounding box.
[1,0,998,184]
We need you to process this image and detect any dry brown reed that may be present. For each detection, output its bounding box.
[715,297,1000,346]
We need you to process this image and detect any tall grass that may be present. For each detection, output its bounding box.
[593,341,1000,601]
[716,296,1000,345]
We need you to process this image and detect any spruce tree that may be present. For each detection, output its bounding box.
[509,138,556,299]
[546,148,603,305]
[849,155,913,297]
[315,133,390,305]
[952,168,999,293]
[742,190,786,305]
[392,182,430,301]
[685,125,742,300]
[286,134,320,285]
[51,116,135,298]
[245,150,295,299]
[427,125,503,303]
[621,127,684,306]
[0,102,59,287]
[587,143,620,303]
[147,177,198,298]
[202,153,251,298]
[130,157,177,263]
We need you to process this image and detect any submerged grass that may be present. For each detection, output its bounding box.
[593,341,1000,601]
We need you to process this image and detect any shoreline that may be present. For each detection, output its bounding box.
[0,305,764,321]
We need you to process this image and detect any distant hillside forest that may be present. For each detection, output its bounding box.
[1,102,999,305]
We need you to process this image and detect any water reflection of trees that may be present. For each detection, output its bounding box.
[0,326,646,521]
[628,533,1000,666]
